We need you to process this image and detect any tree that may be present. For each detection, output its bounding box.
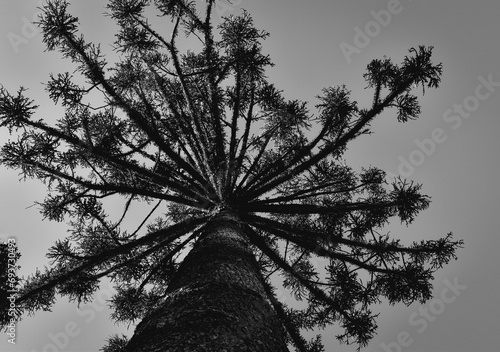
[0,1,463,351]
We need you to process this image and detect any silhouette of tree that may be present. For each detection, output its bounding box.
[0,1,462,351]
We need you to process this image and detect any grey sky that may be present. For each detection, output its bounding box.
[1,1,499,351]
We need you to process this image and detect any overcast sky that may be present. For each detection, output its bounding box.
[1,1,500,351]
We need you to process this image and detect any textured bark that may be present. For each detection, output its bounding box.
[124,211,288,352]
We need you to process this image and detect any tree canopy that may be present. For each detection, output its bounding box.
[0,1,462,351]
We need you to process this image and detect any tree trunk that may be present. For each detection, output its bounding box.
[124,211,288,352]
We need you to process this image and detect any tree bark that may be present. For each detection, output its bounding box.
[124,211,288,352]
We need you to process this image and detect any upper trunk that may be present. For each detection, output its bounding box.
[124,211,288,352]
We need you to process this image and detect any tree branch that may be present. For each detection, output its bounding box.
[243,78,415,202]
[9,216,208,310]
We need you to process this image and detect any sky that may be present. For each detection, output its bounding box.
[1,0,500,351]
